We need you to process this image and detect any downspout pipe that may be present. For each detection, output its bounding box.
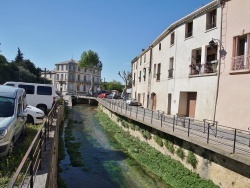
[213,0,224,122]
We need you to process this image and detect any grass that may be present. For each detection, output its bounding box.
[97,109,218,188]
[0,123,41,187]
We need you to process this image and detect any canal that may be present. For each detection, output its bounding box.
[59,104,170,188]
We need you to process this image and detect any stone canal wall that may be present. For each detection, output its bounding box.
[99,104,250,188]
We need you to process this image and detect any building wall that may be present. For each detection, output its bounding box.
[215,0,250,130]
[132,1,221,121]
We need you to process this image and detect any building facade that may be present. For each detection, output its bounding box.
[132,0,221,121]
[41,59,101,95]
[215,0,250,130]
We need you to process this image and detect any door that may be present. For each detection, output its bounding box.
[151,93,156,110]
[167,94,172,115]
[187,92,197,118]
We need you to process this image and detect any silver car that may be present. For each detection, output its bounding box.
[0,86,27,157]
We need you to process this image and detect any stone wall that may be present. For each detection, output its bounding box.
[100,105,250,188]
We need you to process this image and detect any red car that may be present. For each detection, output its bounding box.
[98,93,109,98]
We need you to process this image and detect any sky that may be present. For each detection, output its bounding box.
[0,0,212,84]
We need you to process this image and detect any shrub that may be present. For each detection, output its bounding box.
[164,140,175,153]
[176,147,185,160]
[187,151,198,168]
[154,135,163,147]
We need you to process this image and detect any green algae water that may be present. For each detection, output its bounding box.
[59,104,171,188]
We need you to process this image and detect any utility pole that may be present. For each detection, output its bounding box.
[44,68,46,84]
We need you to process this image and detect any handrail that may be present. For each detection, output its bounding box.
[99,98,250,158]
[8,102,59,188]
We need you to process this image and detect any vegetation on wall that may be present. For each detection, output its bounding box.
[97,109,217,188]
[187,151,198,168]
[176,147,186,160]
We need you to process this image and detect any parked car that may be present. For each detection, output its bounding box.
[0,86,27,157]
[4,82,58,114]
[98,93,109,98]
[107,93,118,99]
[126,98,141,106]
[25,105,45,125]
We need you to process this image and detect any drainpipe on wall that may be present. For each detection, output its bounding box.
[213,1,224,122]
[147,46,153,108]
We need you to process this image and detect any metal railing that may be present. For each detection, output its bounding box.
[99,98,250,157]
[190,61,218,75]
[8,102,59,188]
[231,55,250,71]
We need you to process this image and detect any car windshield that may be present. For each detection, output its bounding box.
[0,97,15,117]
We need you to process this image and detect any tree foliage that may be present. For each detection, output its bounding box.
[78,50,102,94]
[0,48,50,84]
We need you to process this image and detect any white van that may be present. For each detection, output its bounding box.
[4,82,58,114]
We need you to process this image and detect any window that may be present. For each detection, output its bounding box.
[170,32,175,46]
[18,85,35,94]
[56,74,59,80]
[156,63,161,81]
[61,74,63,80]
[153,64,156,78]
[140,57,142,65]
[136,61,138,69]
[139,71,141,82]
[133,73,135,85]
[84,75,86,81]
[143,68,146,81]
[232,34,250,70]
[83,85,86,91]
[78,75,80,81]
[185,21,193,38]
[78,67,80,71]
[206,9,217,30]
[84,68,87,72]
[37,86,52,95]
[159,43,161,51]
[50,73,52,78]
[144,54,146,63]
[66,65,68,70]
[169,58,174,78]
[57,65,59,71]
[61,65,64,71]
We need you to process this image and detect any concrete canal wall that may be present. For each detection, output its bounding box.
[99,104,250,188]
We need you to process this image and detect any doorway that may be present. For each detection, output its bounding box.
[187,92,197,118]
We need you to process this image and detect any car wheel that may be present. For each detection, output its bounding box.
[27,115,34,125]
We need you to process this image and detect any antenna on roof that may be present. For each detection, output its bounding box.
[71,55,73,60]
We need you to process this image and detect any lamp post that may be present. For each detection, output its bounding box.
[209,38,222,122]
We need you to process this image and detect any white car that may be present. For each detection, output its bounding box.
[25,105,45,124]
[126,98,141,106]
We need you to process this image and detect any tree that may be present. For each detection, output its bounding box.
[78,50,102,95]
[15,47,24,63]
[118,70,132,97]
[106,80,124,92]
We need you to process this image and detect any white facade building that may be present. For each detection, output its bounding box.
[132,1,221,121]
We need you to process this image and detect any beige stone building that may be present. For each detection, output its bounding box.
[215,0,250,130]
[41,59,101,95]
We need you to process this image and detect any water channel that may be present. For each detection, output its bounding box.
[59,104,171,188]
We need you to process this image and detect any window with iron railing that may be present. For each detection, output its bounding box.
[189,61,218,75]
[231,34,250,71]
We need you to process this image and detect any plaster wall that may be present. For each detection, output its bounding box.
[215,0,250,130]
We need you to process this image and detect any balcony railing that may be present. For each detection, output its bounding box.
[231,55,250,71]
[190,61,218,76]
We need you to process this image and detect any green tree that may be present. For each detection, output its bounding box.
[106,80,124,91]
[78,50,102,95]
[14,47,24,63]
[118,71,132,97]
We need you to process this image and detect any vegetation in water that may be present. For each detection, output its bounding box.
[96,109,218,188]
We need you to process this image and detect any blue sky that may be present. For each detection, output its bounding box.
[0,0,212,83]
